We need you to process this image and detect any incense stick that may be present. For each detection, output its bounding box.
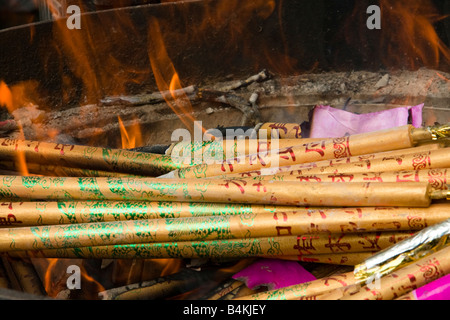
[2,201,449,236]
[0,138,184,176]
[270,148,450,177]
[246,168,450,190]
[0,200,261,227]
[5,231,413,258]
[234,271,356,300]
[216,143,444,179]
[274,252,377,266]
[0,176,443,207]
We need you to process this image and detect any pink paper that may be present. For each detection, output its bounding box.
[413,273,450,300]
[232,259,316,290]
[309,104,424,138]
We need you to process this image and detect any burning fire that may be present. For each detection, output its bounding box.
[343,0,450,70]
[118,116,143,149]
[147,18,198,131]
[0,81,29,175]
[379,0,450,69]
[42,259,105,299]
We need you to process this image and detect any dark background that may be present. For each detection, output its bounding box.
[0,0,449,109]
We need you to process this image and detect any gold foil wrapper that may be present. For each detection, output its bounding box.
[427,123,450,141]
[353,218,450,285]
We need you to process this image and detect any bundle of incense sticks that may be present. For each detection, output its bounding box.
[161,123,450,179]
[0,123,448,300]
[221,143,447,179]
[0,138,185,177]
[0,176,447,207]
[234,218,450,300]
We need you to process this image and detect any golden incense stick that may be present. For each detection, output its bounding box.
[162,124,450,179]
[0,138,184,176]
[8,257,44,296]
[339,245,450,300]
[0,201,261,227]
[248,168,450,190]
[217,143,444,179]
[274,252,379,266]
[234,271,356,300]
[2,200,449,236]
[5,231,412,258]
[0,161,134,177]
[271,148,450,177]
[167,136,351,165]
[257,122,303,139]
[0,176,444,207]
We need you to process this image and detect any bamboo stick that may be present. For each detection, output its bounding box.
[0,176,443,208]
[0,138,184,176]
[162,124,450,179]
[5,231,413,258]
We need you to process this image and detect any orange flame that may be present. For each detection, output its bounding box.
[43,258,59,297]
[148,18,198,130]
[154,259,183,278]
[0,81,29,175]
[45,0,150,105]
[118,116,143,149]
[43,258,105,299]
[379,0,450,70]
[147,17,209,138]
[341,0,449,71]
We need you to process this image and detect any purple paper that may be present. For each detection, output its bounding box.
[309,104,424,138]
[232,259,316,290]
[413,273,450,300]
